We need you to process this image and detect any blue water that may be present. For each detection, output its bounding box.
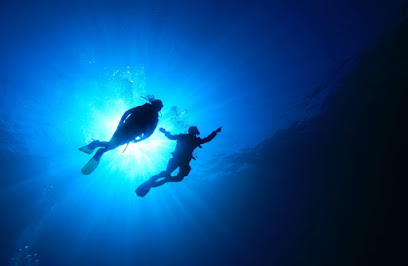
[1,1,407,265]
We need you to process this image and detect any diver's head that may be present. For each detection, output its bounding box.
[188,126,200,136]
[151,99,163,112]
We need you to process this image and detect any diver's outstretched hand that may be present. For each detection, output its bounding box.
[215,126,222,133]
[159,127,167,134]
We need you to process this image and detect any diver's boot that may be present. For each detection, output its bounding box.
[78,140,101,154]
[81,149,104,175]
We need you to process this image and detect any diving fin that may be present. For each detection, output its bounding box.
[78,145,94,154]
[81,156,100,175]
[78,140,100,154]
[135,180,152,197]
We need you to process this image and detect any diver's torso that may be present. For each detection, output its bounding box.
[124,105,158,130]
[173,135,200,161]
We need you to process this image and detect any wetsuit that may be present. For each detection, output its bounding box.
[110,103,159,147]
[79,102,162,175]
[160,131,218,179]
[135,127,221,196]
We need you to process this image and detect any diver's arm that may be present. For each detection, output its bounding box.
[159,128,179,140]
[200,127,222,144]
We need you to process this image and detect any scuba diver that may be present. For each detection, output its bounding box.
[78,98,163,175]
[135,125,222,197]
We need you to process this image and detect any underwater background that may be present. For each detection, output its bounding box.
[0,1,407,265]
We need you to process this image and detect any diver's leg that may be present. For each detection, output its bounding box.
[81,141,116,174]
[81,146,111,175]
[80,120,135,155]
[150,173,185,188]
[167,171,187,183]
[149,158,177,182]
[135,170,168,196]
[93,147,106,161]
[165,158,180,173]
[149,158,179,186]
[92,133,128,157]
[149,171,168,182]
[97,141,110,148]
[109,125,137,145]
[78,140,104,154]
[83,141,117,164]
[135,158,178,196]
[159,162,191,183]
[150,177,170,188]
[81,147,104,175]
[136,171,183,196]
[150,162,189,188]
[177,163,191,178]
[81,131,130,175]
[81,125,136,175]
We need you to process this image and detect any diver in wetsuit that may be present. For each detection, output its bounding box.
[78,99,163,175]
[135,125,222,197]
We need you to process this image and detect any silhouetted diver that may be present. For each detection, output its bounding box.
[136,125,222,197]
[78,98,163,175]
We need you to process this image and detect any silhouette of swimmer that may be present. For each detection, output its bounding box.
[78,99,163,175]
[136,125,222,197]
